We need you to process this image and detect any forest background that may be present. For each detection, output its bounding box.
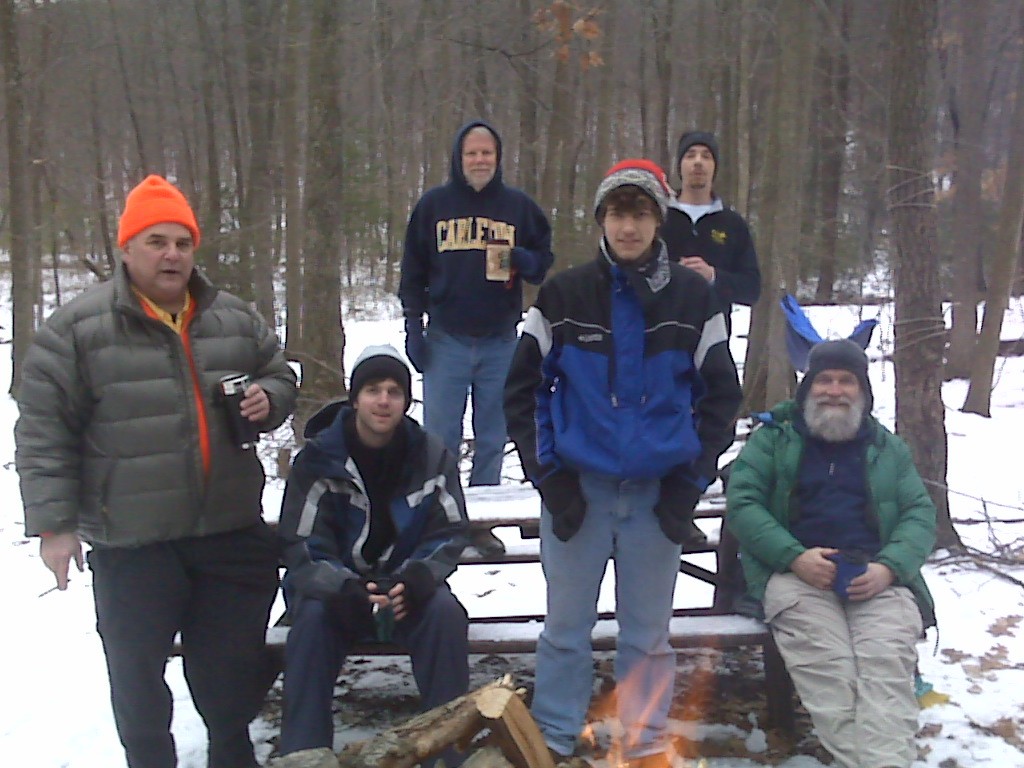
[2,0,1024,551]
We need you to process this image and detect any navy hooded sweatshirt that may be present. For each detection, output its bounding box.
[398,120,554,337]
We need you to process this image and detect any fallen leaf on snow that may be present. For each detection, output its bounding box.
[941,648,970,663]
[918,722,943,738]
[988,615,1022,637]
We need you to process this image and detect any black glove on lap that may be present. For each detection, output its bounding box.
[327,578,374,634]
[395,560,438,617]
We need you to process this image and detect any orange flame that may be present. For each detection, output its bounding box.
[582,651,720,766]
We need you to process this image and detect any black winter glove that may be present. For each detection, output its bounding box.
[326,578,373,633]
[404,318,428,373]
[539,470,587,542]
[654,474,707,547]
[395,561,438,617]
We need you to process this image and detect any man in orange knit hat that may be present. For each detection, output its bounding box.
[15,175,297,768]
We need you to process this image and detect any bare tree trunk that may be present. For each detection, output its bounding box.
[813,0,851,303]
[733,0,755,218]
[282,0,306,350]
[744,0,814,410]
[193,0,224,282]
[943,0,989,379]
[240,0,282,320]
[216,0,248,292]
[886,0,956,548]
[88,74,116,275]
[105,0,148,175]
[294,0,346,440]
[962,12,1024,417]
[372,0,403,293]
[650,0,674,172]
[588,3,615,200]
[2,0,35,395]
[516,0,540,194]
[766,0,814,404]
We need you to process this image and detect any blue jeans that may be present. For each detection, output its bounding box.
[422,326,517,486]
[532,473,682,758]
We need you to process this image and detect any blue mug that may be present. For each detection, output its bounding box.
[827,551,868,600]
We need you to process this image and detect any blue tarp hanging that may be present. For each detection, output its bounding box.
[780,294,878,372]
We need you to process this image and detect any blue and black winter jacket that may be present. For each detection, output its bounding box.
[398,120,554,337]
[277,401,469,606]
[504,241,742,493]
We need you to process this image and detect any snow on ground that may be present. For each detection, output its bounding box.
[2,293,1024,766]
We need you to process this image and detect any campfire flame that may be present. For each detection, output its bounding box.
[582,650,719,767]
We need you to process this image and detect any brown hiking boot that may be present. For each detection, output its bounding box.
[468,527,506,557]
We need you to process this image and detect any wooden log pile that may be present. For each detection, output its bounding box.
[269,676,590,768]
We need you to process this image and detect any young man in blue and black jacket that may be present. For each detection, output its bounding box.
[399,120,554,489]
[276,345,470,764]
[504,160,742,767]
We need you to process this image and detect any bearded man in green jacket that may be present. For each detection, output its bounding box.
[726,339,935,768]
[15,175,297,768]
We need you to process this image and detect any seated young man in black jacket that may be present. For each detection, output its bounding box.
[276,345,470,763]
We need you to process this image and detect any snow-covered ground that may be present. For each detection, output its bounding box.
[2,292,1024,767]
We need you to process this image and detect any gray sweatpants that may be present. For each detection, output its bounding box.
[764,572,922,768]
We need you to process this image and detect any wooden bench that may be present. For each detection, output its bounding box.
[240,485,796,732]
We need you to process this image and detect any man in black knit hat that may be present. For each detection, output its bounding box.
[660,130,763,613]
[726,339,936,767]
[659,130,761,335]
[276,344,469,765]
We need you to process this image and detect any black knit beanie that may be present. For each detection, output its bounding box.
[675,131,720,181]
[349,344,412,411]
[795,339,873,410]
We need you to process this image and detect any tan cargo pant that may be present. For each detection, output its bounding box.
[764,572,922,768]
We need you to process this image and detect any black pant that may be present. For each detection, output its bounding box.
[88,524,279,768]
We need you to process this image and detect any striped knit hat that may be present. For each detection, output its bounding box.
[593,159,673,222]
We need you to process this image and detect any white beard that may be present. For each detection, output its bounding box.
[803,395,866,442]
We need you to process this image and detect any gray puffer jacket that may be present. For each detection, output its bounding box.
[15,265,297,547]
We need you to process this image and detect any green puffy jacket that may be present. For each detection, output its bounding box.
[725,400,936,627]
[15,265,297,547]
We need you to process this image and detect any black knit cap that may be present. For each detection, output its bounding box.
[675,130,720,181]
[795,339,873,410]
[349,344,412,411]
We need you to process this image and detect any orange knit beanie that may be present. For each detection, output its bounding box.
[117,175,201,249]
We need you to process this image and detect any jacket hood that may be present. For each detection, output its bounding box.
[303,398,349,439]
[449,120,503,192]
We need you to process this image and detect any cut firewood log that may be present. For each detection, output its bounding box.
[277,677,557,768]
[269,747,338,768]
[475,685,556,768]
[332,677,513,767]
[461,746,516,767]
